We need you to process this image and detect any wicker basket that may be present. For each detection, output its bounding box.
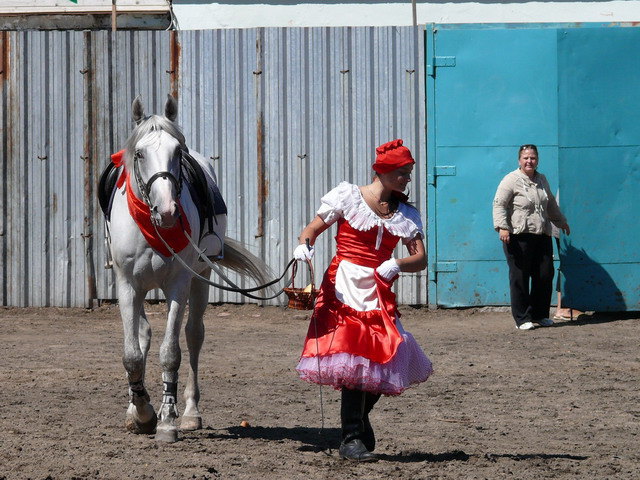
[284,259,319,310]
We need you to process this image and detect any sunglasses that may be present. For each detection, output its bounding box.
[519,144,538,153]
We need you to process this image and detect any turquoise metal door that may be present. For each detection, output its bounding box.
[426,23,640,310]
[557,27,640,311]
[426,25,560,307]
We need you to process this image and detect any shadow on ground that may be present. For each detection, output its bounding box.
[552,311,640,328]
[205,425,341,452]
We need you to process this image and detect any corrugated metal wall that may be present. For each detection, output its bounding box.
[1,31,87,307]
[0,27,427,307]
[91,30,175,303]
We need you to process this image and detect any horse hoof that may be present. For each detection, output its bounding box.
[125,412,158,435]
[180,415,203,431]
[155,426,179,443]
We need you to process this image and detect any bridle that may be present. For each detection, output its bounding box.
[132,148,184,207]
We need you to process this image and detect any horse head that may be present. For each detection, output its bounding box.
[126,95,186,229]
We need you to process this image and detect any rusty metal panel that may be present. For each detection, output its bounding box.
[1,27,427,307]
[178,28,260,303]
[0,30,174,307]
[0,31,9,306]
[90,30,173,303]
[177,27,427,305]
[0,31,87,307]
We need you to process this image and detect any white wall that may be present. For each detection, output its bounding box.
[0,0,168,14]
[172,1,640,29]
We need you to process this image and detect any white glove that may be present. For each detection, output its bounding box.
[293,243,315,261]
[376,258,400,280]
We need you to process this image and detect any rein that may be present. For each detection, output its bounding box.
[130,143,324,427]
[151,219,295,300]
[131,147,295,300]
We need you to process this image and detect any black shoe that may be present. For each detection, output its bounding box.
[339,439,378,462]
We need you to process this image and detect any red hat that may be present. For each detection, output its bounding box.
[372,139,415,174]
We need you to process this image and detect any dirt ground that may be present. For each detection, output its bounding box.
[1,303,638,480]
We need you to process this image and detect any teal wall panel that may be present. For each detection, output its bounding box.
[559,147,640,311]
[556,26,640,311]
[427,24,560,306]
[432,28,558,147]
[558,27,640,147]
[427,23,640,311]
[562,264,637,311]
[435,261,509,307]
[559,147,640,264]
[433,146,559,263]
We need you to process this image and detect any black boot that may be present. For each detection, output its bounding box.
[339,388,378,462]
[362,392,381,452]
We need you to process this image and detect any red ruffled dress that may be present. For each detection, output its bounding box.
[296,182,433,395]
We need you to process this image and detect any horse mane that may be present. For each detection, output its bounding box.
[124,115,186,163]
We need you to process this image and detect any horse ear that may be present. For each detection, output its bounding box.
[164,94,178,122]
[132,96,145,124]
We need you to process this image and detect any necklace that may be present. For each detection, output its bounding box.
[365,186,395,218]
[367,186,389,204]
[372,204,393,217]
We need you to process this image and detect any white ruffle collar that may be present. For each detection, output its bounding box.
[332,182,422,239]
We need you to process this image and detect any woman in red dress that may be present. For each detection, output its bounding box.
[293,139,433,462]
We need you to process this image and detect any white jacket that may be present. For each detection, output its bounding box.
[493,169,567,236]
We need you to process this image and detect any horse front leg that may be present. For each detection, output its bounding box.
[180,270,210,431]
[118,283,158,435]
[155,289,189,443]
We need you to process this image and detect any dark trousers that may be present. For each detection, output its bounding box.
[503,233,554,326]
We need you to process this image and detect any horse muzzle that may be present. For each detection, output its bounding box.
[151,203,180,229]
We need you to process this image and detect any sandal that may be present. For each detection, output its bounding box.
[553,309,585,321]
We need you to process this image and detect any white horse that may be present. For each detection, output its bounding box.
[106,95,269,443]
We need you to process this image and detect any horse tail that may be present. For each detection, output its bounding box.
[218,237,273,289]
